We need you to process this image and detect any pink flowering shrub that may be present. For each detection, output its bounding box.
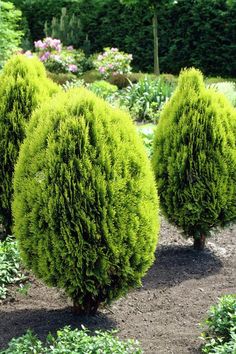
[34,38,86,75]
[94,47,133,79]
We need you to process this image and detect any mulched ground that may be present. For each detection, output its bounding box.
[0,217,235,354]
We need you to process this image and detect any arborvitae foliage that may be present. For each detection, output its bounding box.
[0,54,60,235]
[13,88,159,314]
[152,68,236,250]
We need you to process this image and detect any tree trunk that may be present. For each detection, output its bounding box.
[73,296,100,316]
[153,7,160,76]
[193,234,206,251]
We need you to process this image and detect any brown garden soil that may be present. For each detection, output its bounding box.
[0,217,235,354]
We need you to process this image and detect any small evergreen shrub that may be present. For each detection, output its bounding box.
[201,295,236,353]
[13,88,159,314]
[0,326,143,353]
[152,68,236,249]
[0,54,60,235]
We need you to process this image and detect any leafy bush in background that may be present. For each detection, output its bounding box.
[118,76,174,122]
[94,47,133,79]
[201,295,236,353]
[0,326,143,353]
[34,37,89,75]
[152,68,236,250]
[0,54,60,235]
[88,80,118,101]
[0,237,26,300]
[0,1,23,67]
[13,88,159,315]
[210,82,236,107]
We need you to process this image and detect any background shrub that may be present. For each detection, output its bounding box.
[209,82,236,107]
[118,76,174,123]
[201,295,236,353]
[13,88,159,314]
[11,0,236,77]
[0,1,23,67]
[88,80,118,100]
[0,54,60,235]
[152,68,236,250]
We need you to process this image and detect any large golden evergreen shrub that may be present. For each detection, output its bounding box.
[13,88,159,314]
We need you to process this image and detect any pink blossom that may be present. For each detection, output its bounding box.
[40,51,51,62]
[99,67,106,73]
[68,64,78,73]
[34,40,46,50]
[67,45,74,51]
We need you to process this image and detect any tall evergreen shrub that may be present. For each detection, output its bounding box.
[0,54,60,235]
[152,68,236,250]
[13,88,159,314]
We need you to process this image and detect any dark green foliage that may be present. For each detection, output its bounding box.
[0,326,143,353]
[152,68,236,245]
[0,55,60,235]
[13,88,159,314]
[11,0,236,76]
[201,295,236,353]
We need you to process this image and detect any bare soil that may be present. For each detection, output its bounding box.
[0,218,235,354]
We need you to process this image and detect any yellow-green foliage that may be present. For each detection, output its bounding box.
[152,68,236,241]
[13,88,159,314]
[0,54,60,234]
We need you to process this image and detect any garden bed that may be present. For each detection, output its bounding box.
[0,217,235,354]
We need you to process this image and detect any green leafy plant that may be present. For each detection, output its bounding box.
[210,82,236,107]
[152,68,236,250]
[137,124,155,158]
[88,80,118,100]
[0,54,60,235]
[201,295,236,353]
[0,1,23,67]
[13,87,159,315]
[0,326,143,353]
[118,76,174,122]
[0,237,26,300]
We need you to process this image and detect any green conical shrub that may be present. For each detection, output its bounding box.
[0,54,60,235]
[152,68,236,250]
[13,88,159,314]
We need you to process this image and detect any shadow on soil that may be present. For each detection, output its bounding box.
[143,244,223,290]
[0,307,116,350]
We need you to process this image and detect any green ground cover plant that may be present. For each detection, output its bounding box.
[13,87,159,315]
[201,295,236,353]
[118,76,175,122]
[0,326,143,353]
[0,237,26,300]
[152,68,236,250]
[0,54,60,236]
